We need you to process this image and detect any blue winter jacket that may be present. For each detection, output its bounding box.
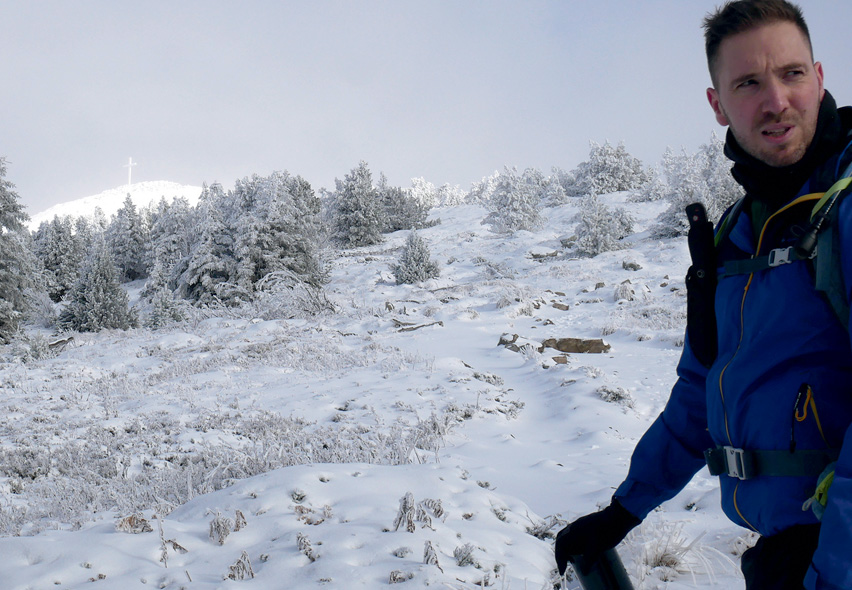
[613,127,852,589]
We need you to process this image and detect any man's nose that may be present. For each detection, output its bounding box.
[761,77,791,114]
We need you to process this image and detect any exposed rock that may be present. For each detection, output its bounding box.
[499,333,518,346]
[541,338,610,354]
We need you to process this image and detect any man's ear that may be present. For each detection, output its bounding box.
[707,87,729,126]
[815,61,825,101]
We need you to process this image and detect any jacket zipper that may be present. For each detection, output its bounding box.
[717,193,823,532]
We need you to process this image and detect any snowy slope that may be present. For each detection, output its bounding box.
[27,181,203,229]
[0,195,749,589]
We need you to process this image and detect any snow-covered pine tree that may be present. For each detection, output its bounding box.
[629,149,674,203]
[574,194,635,257]
[32,215,86,301]
[435,183,466,207]
[550,166,576,197]
[144,283,186,329]
[229,171,327,293]
[0,158,39,342]
[276,174,328,287]
[330,161,386,247]
[229,174,267,293]
[106,194,150,282]
[178,190,237,304]
[392,231,440,284]
[651,133,742,237]
[379,173,430,233]
[466,171,501,205]
[147,196,194,293]
[483,167,541,233]
[569,141,650,197]
[409,177,439,210]
[542,175,568,206]
[59,238,137,332]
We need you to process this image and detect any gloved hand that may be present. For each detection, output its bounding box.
[554,499,641,575]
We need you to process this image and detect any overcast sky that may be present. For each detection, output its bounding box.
[3,0,852,216]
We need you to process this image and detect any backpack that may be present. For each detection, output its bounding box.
[685,170,852,369]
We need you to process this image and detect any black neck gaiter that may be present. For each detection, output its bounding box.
[724,90,844,206]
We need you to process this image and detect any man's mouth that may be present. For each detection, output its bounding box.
[762,125,793,138]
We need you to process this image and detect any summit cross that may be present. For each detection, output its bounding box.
[124,157,137,187]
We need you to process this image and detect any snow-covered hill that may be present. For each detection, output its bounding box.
[27,181,203,229]
[0,196,747,589]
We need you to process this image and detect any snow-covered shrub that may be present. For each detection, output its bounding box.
[453,543,478,567]
[249,270,335,318]
[597,385,635,409]
[574,194,635,257]
[298,533,319,562]
[328,161,386,247]
[209,511,234,545]
[227,551,255,580]
[144,287,188,329]
[58,240,138,332]
[627,518,734,586]
[380,181,430,233]
[466,171,501,205]
[568,141,649,197]
[629,159,671,203]
[392,231,440,284]
[423,540,442,571]
[435,183,466,207]
[6,332,56,363]
[482,167,542,232]
[651,133,742,237]
[389,570,415,583]
[542,176,568,206]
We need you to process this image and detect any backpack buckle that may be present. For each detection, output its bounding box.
[724,447,755,480]
[768,247,793,267]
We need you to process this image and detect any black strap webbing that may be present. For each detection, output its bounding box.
[705,446,838,480]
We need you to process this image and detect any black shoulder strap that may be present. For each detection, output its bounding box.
[685,203,718,368]
[813,173,852,327]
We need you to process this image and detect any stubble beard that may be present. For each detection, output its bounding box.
[728,110,817,168]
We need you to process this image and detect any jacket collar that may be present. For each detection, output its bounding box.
[725,90,845,205]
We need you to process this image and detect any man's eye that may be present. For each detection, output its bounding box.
[737,79,757,89]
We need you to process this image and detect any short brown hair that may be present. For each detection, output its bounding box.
[703,0,812,86]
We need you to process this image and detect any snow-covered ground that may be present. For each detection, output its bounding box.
[1,195,750,589]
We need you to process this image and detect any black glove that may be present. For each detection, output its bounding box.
[554,499,641,575]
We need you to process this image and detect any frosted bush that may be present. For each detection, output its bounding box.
[380,181,430,233]
[567,141,649,197]
[652,133,743,237]
[453,543,478,567]
[574,194,635,257]
[482,167,542,233]
[391,231,440,284]
[226,551,255,580]
[209,511,233,545]
[627,519,736,587]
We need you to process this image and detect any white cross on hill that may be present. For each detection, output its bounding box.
[124,157,137,188]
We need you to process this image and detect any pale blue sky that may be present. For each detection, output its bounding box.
[3,0,852,215]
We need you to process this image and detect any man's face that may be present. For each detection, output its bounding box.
[706,20,825,167]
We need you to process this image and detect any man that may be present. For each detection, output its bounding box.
[555,2,852,589]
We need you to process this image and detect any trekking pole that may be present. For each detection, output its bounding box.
[567,548,634,590]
